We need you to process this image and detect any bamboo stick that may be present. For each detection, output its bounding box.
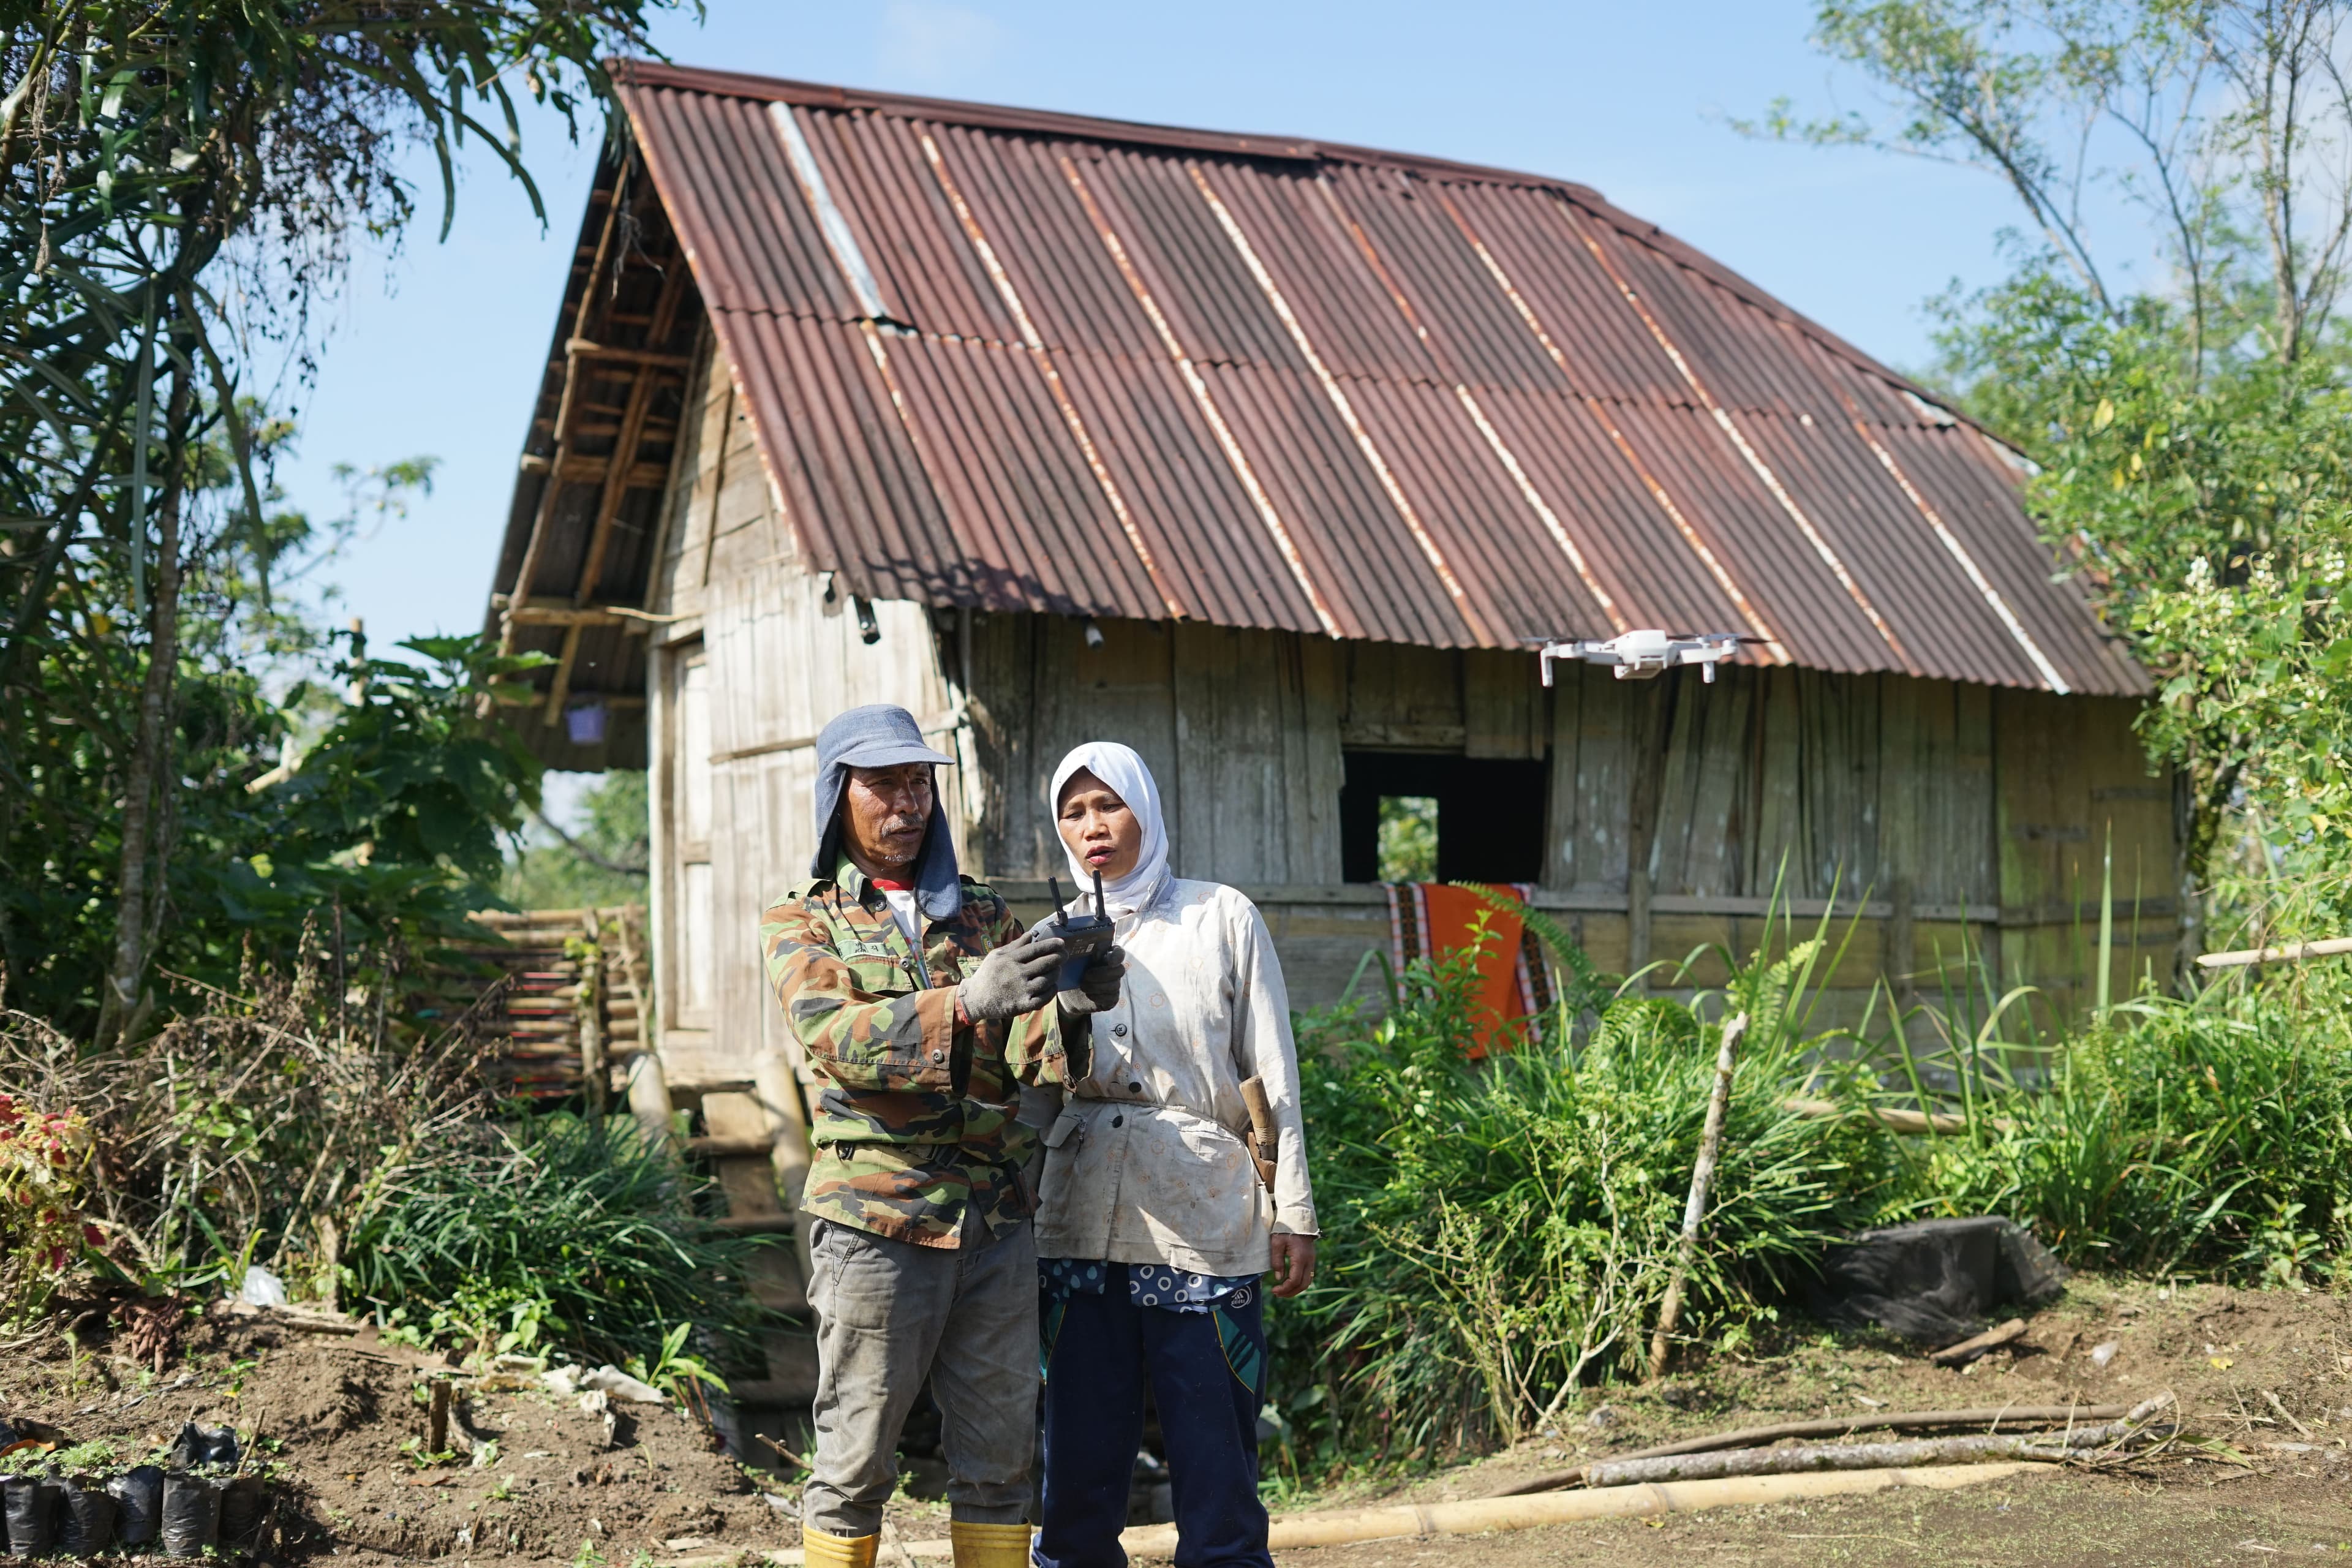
[655,1463,2059,1567]
[1650,1011,1746,1381]
[1124,1461,2053,1559]
[2197,935,2352,968]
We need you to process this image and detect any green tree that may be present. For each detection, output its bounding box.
[0,2,694,1035]
[1757,1,2352,927]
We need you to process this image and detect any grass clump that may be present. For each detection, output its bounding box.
[1898,977,2352,1285]
[341,1110,762,1370]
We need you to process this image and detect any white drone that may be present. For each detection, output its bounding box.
[1536,629,1757,686]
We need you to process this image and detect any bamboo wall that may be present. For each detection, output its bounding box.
[635,333,2176,1093]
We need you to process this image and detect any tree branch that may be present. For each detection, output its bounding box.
[527,801,647,878]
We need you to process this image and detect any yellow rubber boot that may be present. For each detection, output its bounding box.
[949,1519,1035,1567]
[800,1525,880,1568]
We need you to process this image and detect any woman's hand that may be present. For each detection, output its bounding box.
[1268,1234,1317,1298]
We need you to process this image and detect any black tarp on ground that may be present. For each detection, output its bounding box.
[1809,1216,2070,1344]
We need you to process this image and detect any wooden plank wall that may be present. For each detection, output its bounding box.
[642,337,967,1090]
[966,615,1346,890]
[973,631,2175,1028]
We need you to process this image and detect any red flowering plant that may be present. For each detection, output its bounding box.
[0,1092,97,1325]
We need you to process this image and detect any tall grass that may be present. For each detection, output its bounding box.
[1273,913,1900,1468]
[1893,982,2352,1283]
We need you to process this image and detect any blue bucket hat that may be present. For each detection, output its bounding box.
[811,705,962,919]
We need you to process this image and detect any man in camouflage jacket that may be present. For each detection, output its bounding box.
[761,704,1119,1568]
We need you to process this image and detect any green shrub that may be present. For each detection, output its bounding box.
[341,1110,764,1369]
[1272,915,1899,1469]
[1270,892,2352,1482]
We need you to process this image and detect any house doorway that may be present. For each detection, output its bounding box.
[1338,750,1548,884]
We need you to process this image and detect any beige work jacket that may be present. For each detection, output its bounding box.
[1032,876,1318,1276]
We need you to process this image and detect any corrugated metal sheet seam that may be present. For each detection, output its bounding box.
[612,59,2146,697]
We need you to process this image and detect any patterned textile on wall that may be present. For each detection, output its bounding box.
[1381,882,1555,1055]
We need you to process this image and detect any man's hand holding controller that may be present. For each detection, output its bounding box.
[957,927,1068,1020]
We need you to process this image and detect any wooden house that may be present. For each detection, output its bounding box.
[483,62,2173,1201]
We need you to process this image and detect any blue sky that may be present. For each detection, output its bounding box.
[276,0,2043,671]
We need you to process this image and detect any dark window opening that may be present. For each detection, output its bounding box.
[1339,750,1547,884]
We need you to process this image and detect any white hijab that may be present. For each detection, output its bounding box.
[1048,742,1172,918]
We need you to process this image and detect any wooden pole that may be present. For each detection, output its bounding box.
[1648,1010,1746,1382]
[2197,934,2352,968]
[578,910,608,1118]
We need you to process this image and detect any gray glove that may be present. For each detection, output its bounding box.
[1059,944,1126,1015]
[958,930,1066,1021]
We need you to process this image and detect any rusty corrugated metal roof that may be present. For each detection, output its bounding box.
[611,59,2146,695]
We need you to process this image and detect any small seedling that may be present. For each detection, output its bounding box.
[398,1437,459,1470]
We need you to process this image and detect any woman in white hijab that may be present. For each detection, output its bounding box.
[1028,742,1317,1568]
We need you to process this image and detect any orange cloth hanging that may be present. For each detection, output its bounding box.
[1383,882,1549,1058]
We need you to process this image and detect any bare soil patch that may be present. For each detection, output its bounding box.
[0,1303,902,1566]
[10,1275,2352,1564]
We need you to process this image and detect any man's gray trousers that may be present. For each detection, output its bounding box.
[801,1208,1037,1536]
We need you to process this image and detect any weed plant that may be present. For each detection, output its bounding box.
[0,945,496,1301]
[1,946,761,1373]
[340,1109,763,1370]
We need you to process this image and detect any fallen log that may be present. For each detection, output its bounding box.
[1582,1420,2152,1488]
[1488,1402,2129,1496]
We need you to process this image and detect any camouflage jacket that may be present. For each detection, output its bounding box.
[760,856,1074,1248]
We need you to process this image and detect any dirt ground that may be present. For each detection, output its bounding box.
[6,1273,2352,1564]
[0,1301,880,1565]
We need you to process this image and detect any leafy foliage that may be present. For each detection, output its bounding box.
[2,626,548,1025]
[1923,265,2352,899]
[1373,795,1437,884]
[0,1092,96,1324]
[1752,2,2352,918]
[0,1,692,1035]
